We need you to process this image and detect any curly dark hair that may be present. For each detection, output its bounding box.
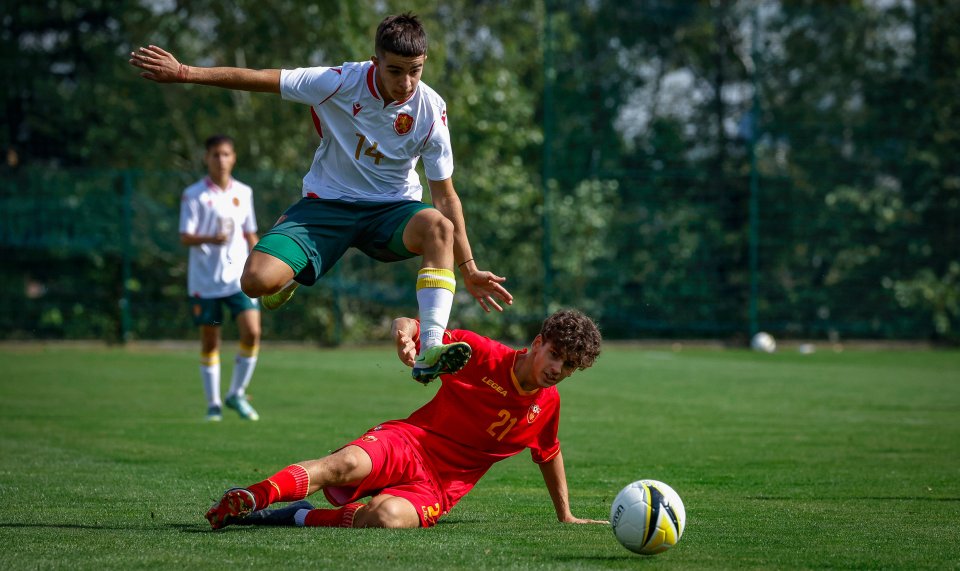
[375,13,428,58]
[539,310,601,370]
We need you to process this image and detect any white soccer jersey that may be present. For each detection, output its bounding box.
[179,177,258,298]
[280,60,454,202]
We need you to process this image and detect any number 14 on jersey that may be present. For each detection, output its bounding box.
[354,133,385,165]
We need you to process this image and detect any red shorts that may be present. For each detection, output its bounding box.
[323,422,447,527]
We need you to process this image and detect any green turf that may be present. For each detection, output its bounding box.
[1,344,958,569]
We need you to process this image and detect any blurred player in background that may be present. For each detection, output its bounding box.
[130,13,512,384]
[204,310,606,530]
[180,135,261,422]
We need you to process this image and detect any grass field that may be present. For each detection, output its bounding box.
[1,342,959,570]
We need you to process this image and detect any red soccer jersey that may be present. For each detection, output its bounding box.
[395,325,562,507]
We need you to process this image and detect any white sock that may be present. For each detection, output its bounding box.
[415,268,456,361]
[200,351,221,407]
[228,344,259,398]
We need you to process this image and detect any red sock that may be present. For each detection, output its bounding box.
[302,503,364,528]
[246,464,310,509]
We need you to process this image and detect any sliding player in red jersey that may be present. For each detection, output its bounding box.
[205,310,606,529]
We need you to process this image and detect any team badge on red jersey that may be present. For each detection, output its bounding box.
[527,403,542,424]
[361,435,378,442]
[394,113,414,135]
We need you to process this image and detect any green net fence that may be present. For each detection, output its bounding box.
[2,1,957,343]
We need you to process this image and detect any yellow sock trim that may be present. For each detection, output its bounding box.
[200,351,220,366]
[416,268,456,293]
[238,343,260,358]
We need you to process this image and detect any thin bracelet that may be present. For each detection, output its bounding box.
[458,258,474,268]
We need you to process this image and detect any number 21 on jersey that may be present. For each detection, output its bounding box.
[487,409,517,442]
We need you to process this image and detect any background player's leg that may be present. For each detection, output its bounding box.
[225,308,261,420]
[199,325,222,421]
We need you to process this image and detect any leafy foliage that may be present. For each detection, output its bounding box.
[1,1,957,341]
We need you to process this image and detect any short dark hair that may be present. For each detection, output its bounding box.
[204,134,234,150]
[539,310,602,370]
[375,13,428,58]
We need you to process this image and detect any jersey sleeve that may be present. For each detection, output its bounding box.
[280,66,344,106]
[445,328,499,375]
[179,191,199,235]
[241,187,258,233]
[529,403,561,464]
[421,106,454,182]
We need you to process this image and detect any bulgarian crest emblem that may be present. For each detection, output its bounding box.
[394,113,414,135]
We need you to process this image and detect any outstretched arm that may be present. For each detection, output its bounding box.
[539,450,608,524]
[392,317,419,367]
[129,45,280,93]
[427,178,513,313]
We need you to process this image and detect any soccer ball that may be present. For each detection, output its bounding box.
[750,331,777,353]
[610,479,686,555]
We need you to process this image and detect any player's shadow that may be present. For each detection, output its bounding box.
[748,496,960,501]
[0,522,172,531]
[0,521,223,533]
[553,554,646,563]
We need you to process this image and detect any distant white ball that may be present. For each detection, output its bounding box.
[750,331,777,353]
[610,479,686,555]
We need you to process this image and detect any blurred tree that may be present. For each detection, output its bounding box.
[1,0,957,342]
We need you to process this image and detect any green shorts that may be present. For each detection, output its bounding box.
[253,197,431,286]
[190,291,259,327]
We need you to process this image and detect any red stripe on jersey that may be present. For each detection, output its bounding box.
[318,82,342,106]
[366,66,381,100]
[420,123,436,150]
[310,107,323,138]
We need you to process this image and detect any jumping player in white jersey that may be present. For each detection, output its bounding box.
[180,135,262,421]
[131,13,513,384]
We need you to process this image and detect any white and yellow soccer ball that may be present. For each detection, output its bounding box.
[750,331,777,353]
[610,479,686,555]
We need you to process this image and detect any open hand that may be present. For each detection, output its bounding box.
[395,329,417,367]
[562,517,609,525]
[129,45,185,83]
[462,268,513,313]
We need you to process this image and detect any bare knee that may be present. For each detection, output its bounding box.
[241,253,293,297]
[356,496,420,529]
[425,213,454,248]
[237,312,261,345]
[240,268,274,298]
[404,210,454,256]
[310,446,372,488]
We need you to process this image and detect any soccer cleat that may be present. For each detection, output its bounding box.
[206,405,223,422]
[411,341,472,385]
[205,487,257,530]
[261,282,299,310]
[233,500,316,526]
[225,394,259,421]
